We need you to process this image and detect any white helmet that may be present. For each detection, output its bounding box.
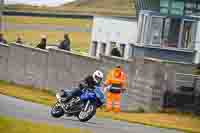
[93,70,104,84]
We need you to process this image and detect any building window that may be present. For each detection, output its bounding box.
[160,7,169,14]
[149,17,163,46]
[91,41,98,56]
[100,42,106,55]
[171,9,183,15]
[137,14,149,44]
[120,44,126,57]
[185,10,193,15]
[110,41,117,48]
[160,0,170,15]
[160,0,185,15]
[171,1,184,15]
[110,42,122,57]
[172,1,184,9]
[160,0,200,15]
[137,14,144,43]
[184,1,200,15]
[197,3,200,9]
[160,0,170,8]
[185,2,195,9]
[161,18,197,49]
[181,20,197,49]
[161,18,181,48]
[130,44,135,57]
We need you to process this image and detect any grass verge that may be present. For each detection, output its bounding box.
[3,30,90,53]
[0,115,89,133]
[0,80,200,133]
[0,80,56,106]
[4,16,92,29]
[96,111,200,133]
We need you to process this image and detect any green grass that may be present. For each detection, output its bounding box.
[4,16,92,29]
[96,111,200,133]
[61,0,135,16]
[0,80,200,133]
[3,16,92,53]
[63,0,134,9]
[0,115,90,133]
[3,29,90,53]
[0,80,56,106]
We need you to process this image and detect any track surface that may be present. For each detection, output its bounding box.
[0,94,185,133]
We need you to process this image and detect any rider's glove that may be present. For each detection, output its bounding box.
[79,82,87,90]
[121,88,127,93]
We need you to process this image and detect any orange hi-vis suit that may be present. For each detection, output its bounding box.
[105,67,127,113]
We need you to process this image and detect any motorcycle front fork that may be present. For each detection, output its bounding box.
[84,100,90,111]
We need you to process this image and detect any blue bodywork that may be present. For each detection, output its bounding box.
[80,86,105,107]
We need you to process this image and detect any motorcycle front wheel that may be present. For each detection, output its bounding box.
[77,101,96,122]
[51,103,64,118]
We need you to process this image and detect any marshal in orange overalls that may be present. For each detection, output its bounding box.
[104,66,127,113]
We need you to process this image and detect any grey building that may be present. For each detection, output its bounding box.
[133,0,200,64]
[89,0,200,64]
[89,16,138,59]
[135,0,200,16]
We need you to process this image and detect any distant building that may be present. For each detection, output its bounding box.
[135,0,200,16]
[89,0,200,64]
[134,0,200,63]
[89,16,138,59]
[135,0,160,15]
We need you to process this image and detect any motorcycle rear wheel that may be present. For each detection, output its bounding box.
[51,103,64,118]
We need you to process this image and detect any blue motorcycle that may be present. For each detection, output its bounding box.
[50,86,105,122]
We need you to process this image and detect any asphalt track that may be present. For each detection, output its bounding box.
[0,94,185,133]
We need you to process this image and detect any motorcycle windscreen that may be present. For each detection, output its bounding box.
[80,90,96,101]
[94,86,105,103]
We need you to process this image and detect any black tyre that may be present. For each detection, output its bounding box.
[77,101,96,122]
[51,103,64,118]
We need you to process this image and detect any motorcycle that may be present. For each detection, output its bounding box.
[50,86,105,122]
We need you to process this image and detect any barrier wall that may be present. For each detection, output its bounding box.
[47,48,101,90]
[8,44,48,88]
[0,43,9,81]
[0,43,176,111]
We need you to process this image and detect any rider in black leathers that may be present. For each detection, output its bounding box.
[61,70,104,101]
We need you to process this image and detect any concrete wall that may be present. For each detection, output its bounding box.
[8,44,48,88]
[0,43,9,81]
[0,43,176,111]
[47,48,101,90]
[127,57,167,111]
[161,61,198,93]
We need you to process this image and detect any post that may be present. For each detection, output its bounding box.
[0,0,4,32]
[178,20,184,48]
[105,42,112,56]
[124,44,131,59]
[96,42,101,58]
